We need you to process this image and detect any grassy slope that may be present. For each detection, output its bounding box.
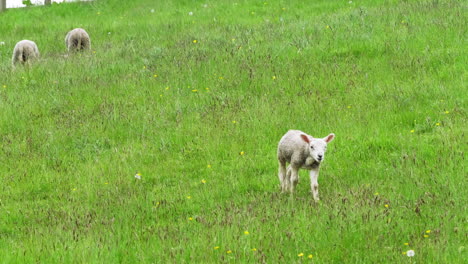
[0,0,466,263]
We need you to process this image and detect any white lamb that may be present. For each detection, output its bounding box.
[277,130,335,201]
[11,40,40,66]
[65,28,91,52]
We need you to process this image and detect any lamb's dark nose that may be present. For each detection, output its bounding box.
[318,155,323,161]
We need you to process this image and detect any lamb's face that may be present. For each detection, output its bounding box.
[300,133,335,163]
[308,139,328,163]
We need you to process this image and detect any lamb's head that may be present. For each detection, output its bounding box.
[300,133,335,163]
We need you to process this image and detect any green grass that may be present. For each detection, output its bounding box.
[0,0,466,263]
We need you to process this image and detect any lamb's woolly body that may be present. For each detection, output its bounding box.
[11,40,40,66]
[277,130,335,201]
[278,130,320,169]
[65,28,91,52]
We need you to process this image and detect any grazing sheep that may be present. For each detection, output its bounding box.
[277,130,335,201]
[11,40,40,66]
[65,28,91,52]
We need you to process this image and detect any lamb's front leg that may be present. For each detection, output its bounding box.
[309,168,320,201]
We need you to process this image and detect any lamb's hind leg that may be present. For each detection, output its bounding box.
[289,165,300,193]
[278,160,288,192]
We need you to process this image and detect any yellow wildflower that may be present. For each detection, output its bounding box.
[426,230,431,233]
[385,204,389,208]
[232,120,237,124]
[188,217,193,221]
[186,196,191,199]
[347,105,351,109]
[226,250,232,254]
[2,85,6,88]
[272,76,277,80]
[404,243,409,246]
[214,246,220,250]
[165,87,170,90]
[240,151,245,156]
[374,192,379,196]
[244,231,249,235]
[207,164,212,169]
[97,12,101,15]
[135,173,141,180]
[444,111,449,114]
[252,248,257,251]
[192,89,198,92]
[308,254,313,259]
[298,253,304,257]
[424,235,429,238]
[326,25,330,29]
[193,40,197,43]
[201,179,207,184]
[153,74,158,78]
[410,130,415,133]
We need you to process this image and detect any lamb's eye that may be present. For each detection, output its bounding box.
[310,146,314,150]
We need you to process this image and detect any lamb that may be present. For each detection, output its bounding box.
[65,28,91,52]
[11,40,40,67]
[277,130,335,201]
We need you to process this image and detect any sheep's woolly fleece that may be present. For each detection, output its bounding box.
[11,40,40,66]
[65,28,91,52]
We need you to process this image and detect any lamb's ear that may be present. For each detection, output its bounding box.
[300,134,310,143]
[324,133,335,143]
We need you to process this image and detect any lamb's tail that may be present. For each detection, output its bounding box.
[18,45,25,63]
[78,34,82,50]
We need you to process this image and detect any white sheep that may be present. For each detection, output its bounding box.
[65,28,91,52]
[11,40,40,67]
[277,130,335,201]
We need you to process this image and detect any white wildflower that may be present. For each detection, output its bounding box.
[150,9,155,13]
[188,11,193,16]
[0,41,5,46]
[406,250,415,257]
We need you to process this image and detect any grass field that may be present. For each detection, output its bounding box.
[0,0,466,263]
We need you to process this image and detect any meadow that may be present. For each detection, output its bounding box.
[0,0,466,263]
